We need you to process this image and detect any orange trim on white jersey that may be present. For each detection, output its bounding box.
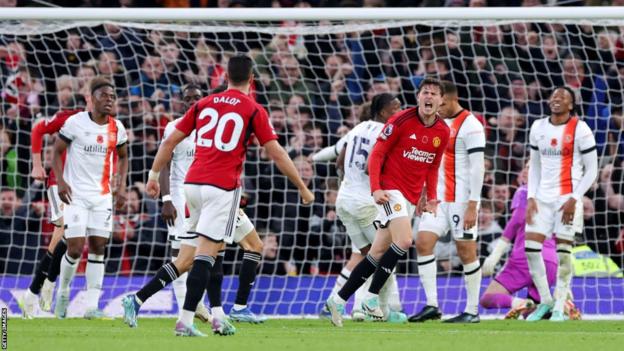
[100,117,118,195]
[443,109,471,202]
[560,117,578,195]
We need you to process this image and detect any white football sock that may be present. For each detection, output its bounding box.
[85,254,105,311]
[379,272,402,317]
[330,267,351,296]
[180,309,195,326]
[525,240,553,305]
[417,255,438,308]
[58,253,78,297]
[462,260,481,315]
[172,272,188,318]
[353,277,371,311]
[211,306,225,320]
[553,243,573,313]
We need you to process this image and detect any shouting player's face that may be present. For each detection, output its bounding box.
[183,88,202,110]
[417,84,442,118]
[93,86,116,116]
[549,88,574,116]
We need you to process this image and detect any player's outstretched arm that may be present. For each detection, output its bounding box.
[263,140,314,205]
[52,137,71,204]
[310,135,347,163]
[146,129,187,199]
[115,143,129,210]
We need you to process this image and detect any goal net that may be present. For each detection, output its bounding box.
[0,7,622,318]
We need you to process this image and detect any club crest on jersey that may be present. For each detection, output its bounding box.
[433,136,441,148]
[381,124,393,140]
[565,135,573,143]
[96,135,104,144]
[394,204,402,212]
[551,138,558,147]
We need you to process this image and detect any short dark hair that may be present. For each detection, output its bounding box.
[370,93,396,121]
[182,83,202,94]
[227,54,254,85]
[440,80,457,97]
[417,77,444,96]
[89,77,114,96]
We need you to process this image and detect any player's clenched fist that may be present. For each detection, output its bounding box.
[373,189,390,205]
[146,179,160,199]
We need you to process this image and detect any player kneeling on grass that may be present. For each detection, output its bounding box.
[52,77,129,320]
[325,78,450,327]
[480,165,581,320]
[143,55,313,337]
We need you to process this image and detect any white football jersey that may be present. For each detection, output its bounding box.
[528,117,596,203]
[163,118,196,195]
[339,120,384,204]
[437,110,486,203]
[59,111,127,198]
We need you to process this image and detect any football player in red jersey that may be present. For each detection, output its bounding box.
[144,55,314,337]
[326,78,450,327]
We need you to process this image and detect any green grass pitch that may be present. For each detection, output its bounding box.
[8,318,624,351]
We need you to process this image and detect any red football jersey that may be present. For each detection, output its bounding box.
[368,107,450,204]
[31,109,82,186]
[176,88,277,190]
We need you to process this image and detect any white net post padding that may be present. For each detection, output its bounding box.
[0,7,622,318]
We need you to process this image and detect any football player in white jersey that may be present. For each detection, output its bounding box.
[159,85,212,323]
[410,81,486,323]
[524,87,598,322]
[314,95,405,322]
[52,77,129,319]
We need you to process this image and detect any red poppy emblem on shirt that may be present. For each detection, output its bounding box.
[97,135,104,144]
[551,138,557,147]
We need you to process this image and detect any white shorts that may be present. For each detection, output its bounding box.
[336,196,377,250]
[63,195,113,239]
[180,209,255,248]
[47,185,64,226]
[373,190,416,229]
[524,197,583,242]
[183,184,241,244]
[418,202,479,241]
